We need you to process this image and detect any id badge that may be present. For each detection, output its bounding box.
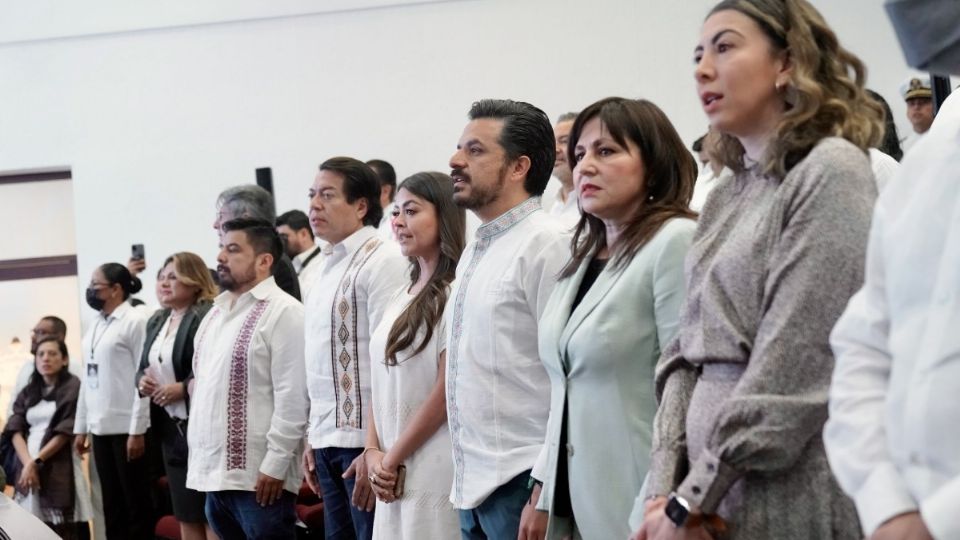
[87,363,99,389]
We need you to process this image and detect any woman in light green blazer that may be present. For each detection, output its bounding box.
[519,97,698,540]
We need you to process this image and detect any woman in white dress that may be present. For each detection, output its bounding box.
[363,171,466,539]
[4,337,93,538]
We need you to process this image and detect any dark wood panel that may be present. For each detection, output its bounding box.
[0,255,78,281]
[0,170,72,185]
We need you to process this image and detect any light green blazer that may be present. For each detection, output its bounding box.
[532,217,695,539]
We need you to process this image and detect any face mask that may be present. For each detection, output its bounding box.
[86,287,106,311]
[886,0,960,74]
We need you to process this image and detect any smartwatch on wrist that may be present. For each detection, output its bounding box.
[665,492,691,527]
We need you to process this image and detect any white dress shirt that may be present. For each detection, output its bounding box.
[902,131,926,155]
[825,91,960,540]
[142,316,188,420]
[293,244,324,299]
[548,189,580,231]
[304,226,409,450]
[74,302,149,436]
[868,148,900,193]
[446,197,570,509]
[186,276,308,494]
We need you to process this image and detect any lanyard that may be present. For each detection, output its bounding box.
[90,317,114,361]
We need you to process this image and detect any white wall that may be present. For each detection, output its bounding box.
[0,0,913,335]
[0,276,85,418]
[0,0,464,44]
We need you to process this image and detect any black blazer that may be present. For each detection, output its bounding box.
[135,301,213,412]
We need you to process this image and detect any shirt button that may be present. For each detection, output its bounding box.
[567,443,575,457]
[707,463,716,473]
[692,486,701,495]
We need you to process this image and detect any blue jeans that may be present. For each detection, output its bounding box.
[313,447,375,540]
[205,490,296,540]
[458,470,533,540]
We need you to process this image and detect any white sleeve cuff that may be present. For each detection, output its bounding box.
[919,475,960,540]
[259,450,292,480]
[854,462,918,535]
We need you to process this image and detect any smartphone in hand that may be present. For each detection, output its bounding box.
[131,243,145,260]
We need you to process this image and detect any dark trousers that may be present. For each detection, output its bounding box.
[458,470,533,540]
[313,447,375,540]
[205,490,296,540]
[91,433,155,539]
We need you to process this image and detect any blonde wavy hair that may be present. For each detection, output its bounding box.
[164,252,219,303]
[708,0,884,179]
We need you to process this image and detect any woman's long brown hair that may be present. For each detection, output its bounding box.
[384,172,466,365]
[560,97,697,278]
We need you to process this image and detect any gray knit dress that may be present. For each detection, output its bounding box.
[648,137,875,539]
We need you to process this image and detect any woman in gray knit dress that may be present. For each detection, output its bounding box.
[632,1,885,539]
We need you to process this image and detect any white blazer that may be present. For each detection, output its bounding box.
[532,218,695,539]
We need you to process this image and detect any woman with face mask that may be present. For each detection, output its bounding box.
[134,253,219,540]
[73,262,155,539]
[3,338,92,538]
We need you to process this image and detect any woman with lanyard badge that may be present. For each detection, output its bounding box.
[135,253,219,540]
[73,262,155,539]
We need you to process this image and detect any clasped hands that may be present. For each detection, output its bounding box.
[16,460,41,493]
[139,375,184,407]
[362,449,400,503]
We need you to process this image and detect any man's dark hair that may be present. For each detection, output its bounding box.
[41,316,67,338]
[319,157,383,227]
[222,218,283,267]
[276,210,314,239]
[366,159,397,202]
[468,99,556,196]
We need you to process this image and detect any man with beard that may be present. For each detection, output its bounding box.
[300,157,407,540]
[445,99,569,539]
[547,112,581,230]
[186,218,308,540]
[214,185,302,302]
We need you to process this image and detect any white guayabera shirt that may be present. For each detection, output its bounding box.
[445,197,570,510]
[187,276,308,494]
[304,226,408,450]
